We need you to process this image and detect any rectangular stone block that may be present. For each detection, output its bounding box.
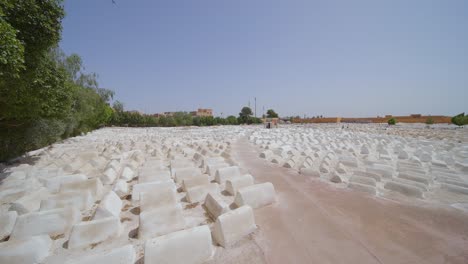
[132,179,175,201]
[139,170,171,183]
[384,181,423,198]
[234,182,276,209]
[0,235,52,264]
[60,178,104,202]
[174,167,202,183]
[93,191,122,219]
[10,207,81,240]
[65,244,135,264]
[170,159,194,170]
[40,191,93,211]
[0,211,17,240]
[182,174,210,192]
[186,183,220,203]
[212,205,256,247]
[44,174,88,193]
[204,193,229,220]
[202,157,225,171]
[144,225,213,264]
[225,174,254,195]
[9,187,50,215]
[113,179,129,197]
[68,216,121,249]
[215,166,241,184]
[206,163,229,177]
[138,205,185,240]
[140,186,178,212]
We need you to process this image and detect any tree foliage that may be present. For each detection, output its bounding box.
[238,106,253,124]
[266,109,279,118]
[425,117,434,125]
[109,111,249,127]
[387,118,397,125]
[0,1,114,161]
[451,113,468,126]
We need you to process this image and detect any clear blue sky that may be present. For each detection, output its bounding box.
[60,0,468,117]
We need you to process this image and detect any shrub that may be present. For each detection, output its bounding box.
[425,117,434,125]
[451,113,468,126]
[388,118,396,125]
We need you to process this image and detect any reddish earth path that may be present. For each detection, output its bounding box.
[231,138,468,264]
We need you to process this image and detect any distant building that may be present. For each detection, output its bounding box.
[262,117,279,128]
[191,108,213,117]
[154,108,213,117]
[163,112,176,117]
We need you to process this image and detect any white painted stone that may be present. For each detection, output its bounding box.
[234,182,276,209]
[206,163,229,176]
[144,225,213,264]
[40,191,93,211]
[10,207,80,240]
[65,244,135,264]
[204,193,229,220]
[100,167,117,185]
[174,167,202,183]
[212,205,256,247]
[0,235,52,264]
[63,160,84,173]
[186,183,220,203]
[113,179,129,197]
[225,174,254,195]
[44,174,87,193]
[140,187,178,212]
[182,174,210,192]
[138,205,185,240]
[60,178,104,202]
[0,211,17,240]
[283,160,295,168]
[384,181,423,198]
[215,166,241,184]
[299,168,321,177]
[139,170,171,183]
[93,191,122,219]
[120,167,135,181]
[68,217,121,249]
[132,180,175,201]
[170,159,193,170]
[9,187,50,215]
[360,145,369,155]
[335,163,348,174]
[329,173,343,183]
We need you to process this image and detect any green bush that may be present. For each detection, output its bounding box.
[388,118,396,125]
[451,113,468,126]
[425,117,434,125]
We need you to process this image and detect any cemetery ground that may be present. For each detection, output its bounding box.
[1,124,468,263]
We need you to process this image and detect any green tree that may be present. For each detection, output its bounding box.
[0,0,117,161]
[239,106,253,124]
[0,17,25,78]
[451,113,468,126]
[425,117,434,125]
[113,100,124,112]
[266,109,279,118]
[388,118,397,125]
[226,115,238,125]
[192,116,201,126]
[166,116,176,127]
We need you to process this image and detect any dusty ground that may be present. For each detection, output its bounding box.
[231,137,468,264]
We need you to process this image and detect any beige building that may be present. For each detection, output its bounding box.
[191,108,213,117]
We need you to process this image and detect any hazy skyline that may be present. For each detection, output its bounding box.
[60,0,468,117]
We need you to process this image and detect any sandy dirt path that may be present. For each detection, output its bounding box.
[231,138,468,264]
